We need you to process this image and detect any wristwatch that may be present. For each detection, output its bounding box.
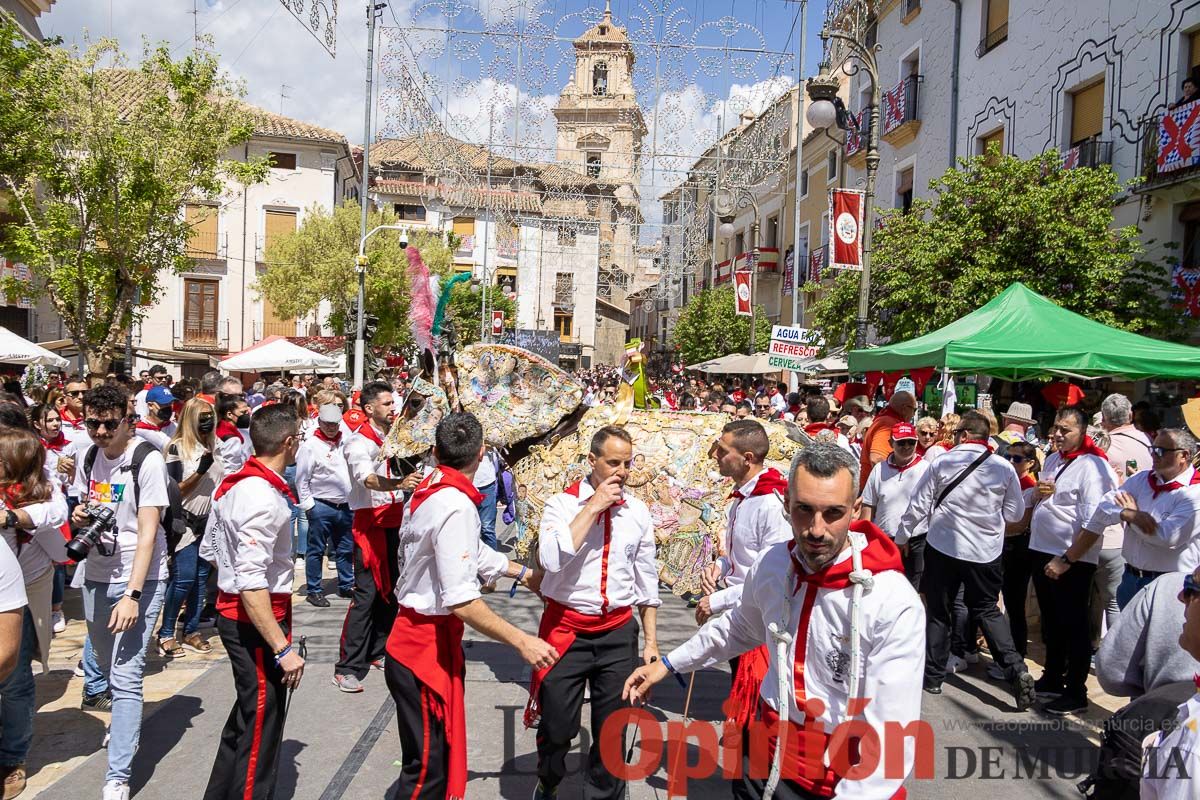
[1060,552,1075,565]
[3,510,15,529]
[123,588,142,601]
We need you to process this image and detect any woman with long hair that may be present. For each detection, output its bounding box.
[157,398,223,657]
[278,389,311,560]
[30,403,71,634]
[994,439,1040,677]
[0,428,68,796]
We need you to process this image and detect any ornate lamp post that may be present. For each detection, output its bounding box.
[714,186,762,356]
[805,23,880,349]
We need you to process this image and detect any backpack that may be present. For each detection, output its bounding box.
[1076,680,1195,799]
[84,441,187,554]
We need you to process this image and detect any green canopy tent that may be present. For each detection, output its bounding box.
[848,282,1200,380]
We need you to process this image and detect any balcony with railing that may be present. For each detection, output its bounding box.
[252,320,301,342]
[454,234,475,258]
[185,231,226,261]
[881,75,922,147]
[806,245,828,287]
[977,22,1008,57]
[1137,101,1200,191]
[845,106,873,169]
[1062,139,1113,170]
[173,319,229,352]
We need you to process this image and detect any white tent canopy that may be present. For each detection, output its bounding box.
[0,328,68,368]
[218,338,339,373]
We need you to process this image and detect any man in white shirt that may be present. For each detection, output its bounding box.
[624,443,925,800]
[861,421,931,590]
[1036,406,1120,716]
[897,410,1034,709]
[214,393,251,475]
[70,385,170,800]
[0,538,28,685]
[203,405,305,800]
[59,377,91,509]
[531,426,661,800]
[473,446,500,550]
[133,385,177,451]
[335,381,418,693]
[133,365,169,419]
[1056,428,1200,612]
[387,412,554,800]
[294,404,355,607]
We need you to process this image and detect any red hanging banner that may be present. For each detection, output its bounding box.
[733,270,752,316]
[829,188,864,271]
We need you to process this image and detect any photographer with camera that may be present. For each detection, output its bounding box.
[203,404,304,800]
[70,385,171,800]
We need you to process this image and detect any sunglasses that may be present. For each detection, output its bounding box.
[1183,573,1200,602]
[84,416,132,432]
[66,390,85,397]
[1151,446,1187,458]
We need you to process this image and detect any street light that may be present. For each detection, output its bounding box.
[354,223,409,388]
[713,187,762,356]
[806,32,880,350]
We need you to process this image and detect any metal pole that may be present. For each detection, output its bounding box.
[858,79,880,350]
[749,215,759,356]
[354,1,379,390]
[790,0,808,392]
[480,108,494,343]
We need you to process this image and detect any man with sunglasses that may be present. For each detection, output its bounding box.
[69,386,170,800]
[862,422,931,590]
[1052,429,1200,611]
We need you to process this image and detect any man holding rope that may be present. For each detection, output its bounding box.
[624,444,925,799]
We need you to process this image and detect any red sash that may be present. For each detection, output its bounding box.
[215,590,292,624]
[524,598,632,728]
[386,605,468,800]
[727,644,770,729]
[349,423,408,597]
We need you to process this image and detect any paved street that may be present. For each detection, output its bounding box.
[25,543,1124,800]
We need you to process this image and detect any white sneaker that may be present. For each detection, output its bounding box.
[102,779,129,800]
[102,726,110,749]
[73,659,85,678]
[946,654,969,674]
[52,610,66,634]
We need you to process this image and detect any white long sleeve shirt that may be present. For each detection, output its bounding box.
[394,482,509,616]
[667,541,926,800]
[1085,466,1200,573]
[896,443,1024,562]
[1030,452,1118,564]
[216,431,250,475]
[209,477,295,596]
[710,469,792,615]
[1141,692,1200,800]
[538,481,662,615]
[861,456,931,540]
[2,482,69,582]
[344,426,402,511]
[294,434,352,511]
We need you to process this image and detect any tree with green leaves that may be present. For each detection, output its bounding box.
[437,275,515,348]
[256,200,514,352]
[805,148,1185,348]
[0,19,264,372]
[671,284,770,366]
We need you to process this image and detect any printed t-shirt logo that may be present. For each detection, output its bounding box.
[88,481,127,504]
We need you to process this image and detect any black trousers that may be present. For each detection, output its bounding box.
[903,535,926,593]
[205,616,289,800]
[923,544,1026,687]
[336,529,399,679]
[385,656,449,800]
[1001,533,1034,657]
[1030,550,1096,699]
[536,618,638,800]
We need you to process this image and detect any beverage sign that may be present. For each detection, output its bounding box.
[768,354,811,371]
[769,340,821,359]
[769,325,825,345]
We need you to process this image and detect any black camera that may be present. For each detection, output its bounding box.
[66,504,116,561]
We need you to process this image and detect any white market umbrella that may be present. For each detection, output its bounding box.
[716,352,775,374]
[219,337,338,373]
[1,328,69,368]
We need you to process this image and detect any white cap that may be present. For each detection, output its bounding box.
[318,404,343,423]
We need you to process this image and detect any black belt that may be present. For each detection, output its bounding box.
[1125,564,1164,580]
[315,498,351,512]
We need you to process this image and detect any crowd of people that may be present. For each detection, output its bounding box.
[0,363,1194,799]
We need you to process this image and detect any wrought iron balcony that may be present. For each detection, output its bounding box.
[977,23,1008,57]
[881,76,922,146]
[1136,102,1200,191]
[185,231,225,260]
[1061,139,1113,170]
[173,319,229,352]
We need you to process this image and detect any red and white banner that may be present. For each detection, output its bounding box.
[882,79,907,135]
[490,310,504,336]
[1158,99,1200,174]
[829,189,864,271]
[733,270,752,316]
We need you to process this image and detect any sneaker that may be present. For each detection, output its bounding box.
[1034,676,1065,699]
[306,592,331,608]
[336,588,353,599]
[1043,694,1088,716]
[102,726,110,749]
[332,674,363,693]
[101,779,128,800]
[986,663,1006,681]
[370,659,385,671]
[922,683,942,695]
[946,654,970,674]
[963,651,980,665]
[81,692,113,711]
[3,764,26,799]
[73,660,85,678]
[532,782,558,800]
[51,610,65,634]
[1012,671,1036,711]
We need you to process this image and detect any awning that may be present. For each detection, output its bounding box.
[0,328,68,368]
[219,336,339,373]
[848,282,1200,380]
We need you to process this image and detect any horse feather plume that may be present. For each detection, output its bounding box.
[433,272,474,335]
[406,246,435,352]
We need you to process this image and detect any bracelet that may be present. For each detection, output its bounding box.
[509,565,528,599]
[273,644,292,665]
[1060,552,1074,565]
[659,654,687,688]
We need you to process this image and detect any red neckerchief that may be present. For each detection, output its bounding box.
[343,408,368,433]
[41,432,68,452]
[1148,469,1200,499]
[214,457,296,502]
[1059,435,1107,462]
[60,409,83,427]
[804,422,838,437]
[135,419,167,432]
[409,466,483,514]
[307,404,318,419]
[215,420,242,442]
[790,520,904,592]
[956,438,995,453]
[1019,474,1038,490]
[356,421,386,448]
[887,453,923,473]
[196,393,216,405]
[313,427,342,446]
[730,467,788,500]
[1194,673,1200,691]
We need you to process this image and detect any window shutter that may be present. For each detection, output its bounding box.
[981,129,1004,158]
[185,204,218,257]
[1071,81,1105,145]
[452,217,474,236]
[986,0,1008,35]
[896,167,915,195]
[264,210,297,251]
[1191,32,1200,71]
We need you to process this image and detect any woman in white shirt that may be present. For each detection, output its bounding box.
[0,428,68,794]
[157,398,223,657]
[31,403,72,634]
